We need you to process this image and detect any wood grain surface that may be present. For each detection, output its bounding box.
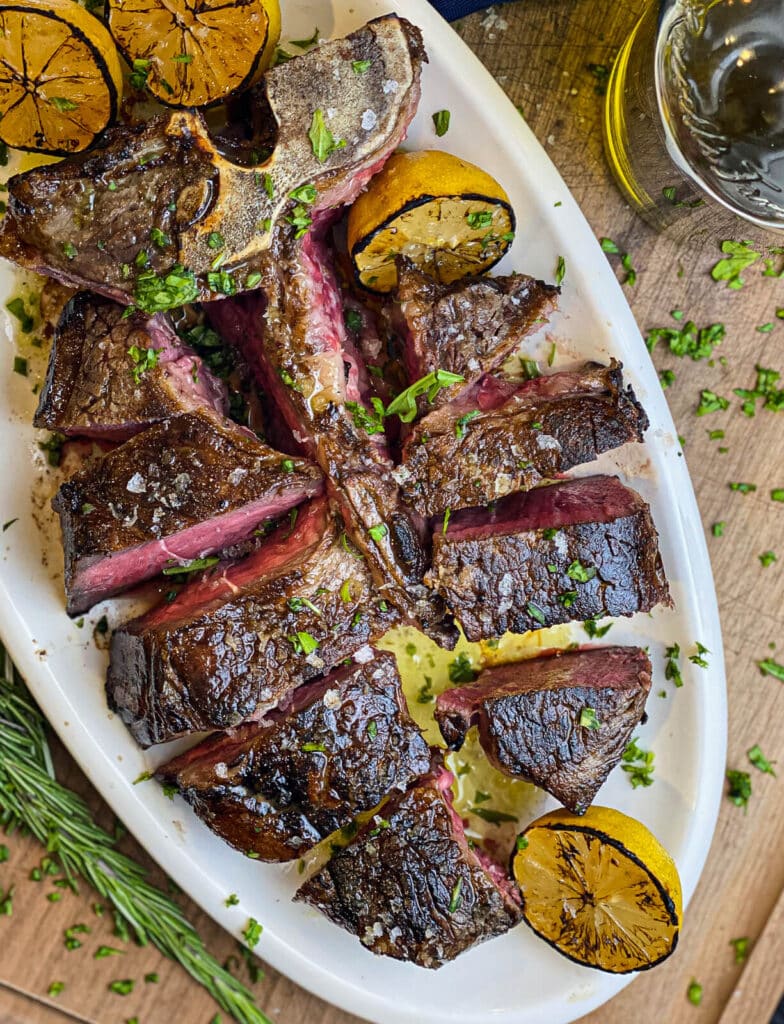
[2,1,784,1022]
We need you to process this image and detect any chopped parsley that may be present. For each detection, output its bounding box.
[207,269,236,296]
[726,769,751,810]
[416,677,434,704]
[6,297,34,333]
[555,255,566,286]
[290,184,317,205]
[773,489,784,502]
[580,707,600,729]
[48,982,65,998]
[587,62,611,94]
[747,743,776,776]
[289,631,319,655]
[38,432,64,467]
[659,369,675,389]
[621,737,654,788]
[207,230,225,250]
[308,108,345,163]
[285,203,312,238]
[469,807,517,824]
[13,356,27,376]
[352,59,372,74]
[150,226,170,248]
[134,264,198,313]
[368,523,388,543]
[385,369,465,422]
[687,979,703,1006]
[448,877,462,912]
[516,835,529,851]
[127,344,160,384]
[455,409,480,440]
[466,210,493,230]
[63,241,77,260]
[432,109,450,137]
[689,642,709,668]
[662,185,703,208]
[287,596,321,615]
[711,240,760,289]
[712,520,726,537]
[448,652,477,683]
[162,556,218,576]
[583,618,612,639]
[442,507,451,534]
[645,320,724,361]
[729,937,750,964]
[664,643,683,687]
[567,559,595,582]
[344,308,362,333]
[129,58,150,90]
[367,719,378,740]
[729,482,756,494]
[696,389,729,416]
[243,917,263,948]
[301,741,326,752]
[759,551,777,567]
[94,945,124,958]
[345,398,385,435]
[526,601,546,625]
[734,365,784,416]
[108,979,135,996]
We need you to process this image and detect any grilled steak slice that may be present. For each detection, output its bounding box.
[208,237,456,648]
[398,361,649,514]
[34,293,227,441]
[295,766,522,967]
[157,652,430,861]
[436,646,652,814]
[0,16,425,307]
[107,496,400,746]
[391,257,558,409]
[53,409,323,615]
[426,475,671,641]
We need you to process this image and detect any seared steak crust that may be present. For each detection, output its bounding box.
[426,476,670,641]
[393,257,558,408]
[400,361,648,515]
[296,772,522,967]
[157,653,430,861]
[107,497,400,746]
[0,17,425,304]
[35,293,227,440]
[53,409,323,614]
[436,646,652,814]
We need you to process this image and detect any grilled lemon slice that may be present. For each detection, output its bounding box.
[108,0,281,108]
[514,806,682,973]
[347,150,515,293]
[0,0,123,155]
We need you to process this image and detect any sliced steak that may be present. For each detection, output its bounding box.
[157,652,430,861]
[295,765,522,967]
[0,16,425,307]
[34,293,227,441]
[107,496,400,746]
[53,409,323,615]
[207,235,456,648]
[436,646,652,814]
[391,257,558,409]
[399,361,648,514]
[426,475,671,641]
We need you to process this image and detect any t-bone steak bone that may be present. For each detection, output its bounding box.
[157,652,430,861]
[53,409,323,614]
[399,360,649,514]
[0,17,425,307]
[35,293,227,441]
[426,475,671,640]
[107,496,400,746]
[436,646,652,814]
[390,256,559,410]
[295,764,522,967]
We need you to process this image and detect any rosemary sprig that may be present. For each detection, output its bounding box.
[0,647,273,1024]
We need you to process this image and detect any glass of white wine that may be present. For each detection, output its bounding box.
[604,0,784,235]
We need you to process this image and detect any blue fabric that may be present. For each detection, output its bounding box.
[431,0,513,21]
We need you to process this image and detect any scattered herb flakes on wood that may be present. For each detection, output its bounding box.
[726,769,752,811]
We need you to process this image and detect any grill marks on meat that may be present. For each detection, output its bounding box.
[0,16,425,304]
[392,258,558,408]
[208,238,456,648]
[157,652,430,861]
[53,409,323,614]
[35,293,227,441]
[436,647,652,814]
[426,475,671,641]
[296,767,522,967]
[399,361,649,515]
[107,496,400,746]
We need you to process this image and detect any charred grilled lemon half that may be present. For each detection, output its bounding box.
[0,0,123,155]
[513,806,683,973]
[108,0,281,108]
[347,150,515,293]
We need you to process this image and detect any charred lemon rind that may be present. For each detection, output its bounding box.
[514,806,683,974]
[0,0,124,156]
